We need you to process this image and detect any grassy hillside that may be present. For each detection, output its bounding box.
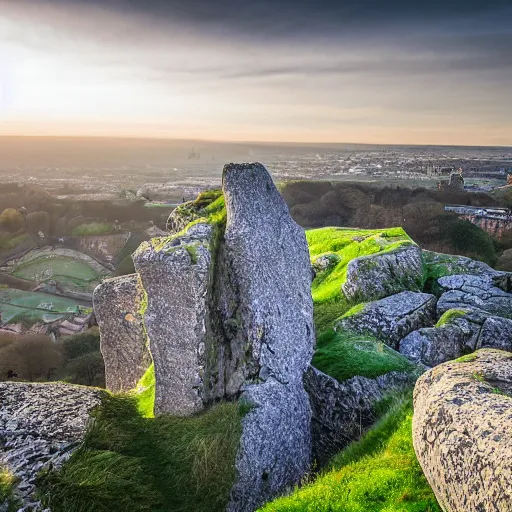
[259,397,441,512]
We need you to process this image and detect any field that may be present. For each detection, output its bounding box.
[0,288,84,325]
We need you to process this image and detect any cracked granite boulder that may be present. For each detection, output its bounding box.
[304,366,418,467]
[401,310,512,367]
[437,273,512,318]
[336,291,437,349]
[93,274,151,393]
[219,163,315,512]
[413,349,512,512]
[0,382,104,510]
[133,222,215,416]
[342,244,423,302]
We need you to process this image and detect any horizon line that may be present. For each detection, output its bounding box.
[0,134,510,149]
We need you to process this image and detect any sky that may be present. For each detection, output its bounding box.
[0,0,510,145]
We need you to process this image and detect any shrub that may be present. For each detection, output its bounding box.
[438,214,498,265]
[0,334,63,382]
[0,208,25,233]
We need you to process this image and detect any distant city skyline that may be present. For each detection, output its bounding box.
[0,0,510,146]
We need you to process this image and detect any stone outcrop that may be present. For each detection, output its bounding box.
[93,274,152,393]
[0,382,104,510]
[304,366,418,466]
[413,349,512,512]
[342,244,423,302]
[401,311,512,367]
[221,163,315,512]
[437,273,512,318]
[336,291,437,349]
[133,222,215,416]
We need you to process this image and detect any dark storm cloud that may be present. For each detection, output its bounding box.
[34,0,512,39]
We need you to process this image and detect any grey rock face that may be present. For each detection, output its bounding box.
[422,250,500,277]
[401,311,512,367]
[220,163,315,512]
[437,273,512,318]
[133,222,215,416]
[337,291,437,349]
[304,366,418,467]
[478,316,512,351]
[93,274,151,393]
[413,349,512,512]
[0,382,104,510]
[342,244,423,302]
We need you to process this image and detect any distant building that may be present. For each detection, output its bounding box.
[438,168,465,192]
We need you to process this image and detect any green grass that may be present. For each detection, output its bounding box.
[0,288,83,325]
[259,397,441,512]
[37,394,244,512]
[435,309,467,328]
[13,257,101,289]
[313,298,352,333]
[0,232,31,251]
[71,223,116,236]
[313,330,414,382]
[306,227,414,304]
[0,468,20,511]
[134,363,156,418]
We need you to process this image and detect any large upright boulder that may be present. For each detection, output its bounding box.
[342,244,423,302]
[413,350,512,512]
[336,291,437,349]
[93,274,151,393]
[219,163,315,512]
[133,222,215,416]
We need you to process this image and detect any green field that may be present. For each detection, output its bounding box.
[12,257,103,293]
[0,288,83,325]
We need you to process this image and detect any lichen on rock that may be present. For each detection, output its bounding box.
[133,222,216,416]
[336,291,437,349]
[413,349,512,512]
[93,273,151,393]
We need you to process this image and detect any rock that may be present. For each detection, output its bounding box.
[93,274,152,393]
[304,366,418,466]
[423,250,501,277]
[401,311,512,367]
[342,244,423,302]
[437,273,512,318]
[336,291,437,349]
[0,382,104,509]
[220,163,315,512]
[413,349,512,512]
[400,317,476,367]
[478,316,512,351]
[133,222,215,416]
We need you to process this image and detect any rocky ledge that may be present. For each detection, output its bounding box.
[0,383,104,510]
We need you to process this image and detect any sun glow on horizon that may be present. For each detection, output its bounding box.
[0,0,510,146]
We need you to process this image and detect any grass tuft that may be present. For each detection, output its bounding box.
[313,330,414,382]
[435,309,467,328]
[37,394,243,512]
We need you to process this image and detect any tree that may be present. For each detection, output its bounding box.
[0,208,25,233]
